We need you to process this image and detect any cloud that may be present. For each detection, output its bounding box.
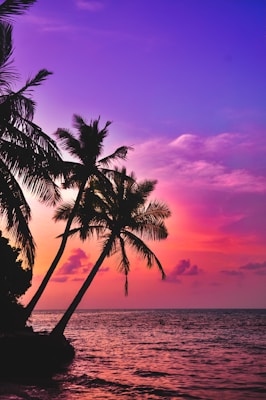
[51,248,110,283]
[99,267,110,273]
[129,131,266,195]
[240,261,266,270]
[51,276,68,283]
[220,261,266,278]
[220,270,244,277]
[170,134,201,153]
[166,259,201,283]
[240,261,266,275]
[127,130,266,246]
[52,248,93,282]
[76,0,104,11]
[256,270,266,276]
[23,15,75,32]
[169,132,242,158]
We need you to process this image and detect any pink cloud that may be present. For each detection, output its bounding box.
[128,131,266,194]
[51,276,68,283]
[51,249,110,283]
[165,259,201,283]
[169,132,243,159]
[127,130,266,249]
[52,248,93,282]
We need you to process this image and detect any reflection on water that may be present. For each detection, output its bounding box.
[1,309,266,399]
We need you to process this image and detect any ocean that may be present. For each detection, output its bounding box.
[0,309,265,399]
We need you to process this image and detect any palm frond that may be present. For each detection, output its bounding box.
[53,201,75,222]
[0,159,35,266]
[0,22,17,89]
[0,1,37,20]
[133,220,169,241]
[20,172,61,206]
[99,146,133,167]
[0,90,35,122]
[136,179,157,201]
[55,128,81,158]
[55,227,80,239]
[72,114,86,130]
[1,136,62,205]
[123,230,166,279]
[16,69,53,96]
[141,201,171,220]
[118,235,130,295]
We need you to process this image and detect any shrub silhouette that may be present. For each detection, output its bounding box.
[0,231,32,331]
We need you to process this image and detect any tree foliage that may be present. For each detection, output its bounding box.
[0,231,31,331]
[0,1,63,267]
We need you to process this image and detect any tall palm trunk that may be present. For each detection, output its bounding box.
[25,180,87,320]
[51,233,115,336]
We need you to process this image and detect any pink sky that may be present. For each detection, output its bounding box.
[8,0,266,309]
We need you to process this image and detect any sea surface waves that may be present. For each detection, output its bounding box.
[0,309,266,399]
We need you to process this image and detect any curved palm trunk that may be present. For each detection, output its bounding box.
[51,233,115,336]
[24,180,87,321]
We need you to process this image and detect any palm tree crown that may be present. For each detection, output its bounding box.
[55,115,129,189]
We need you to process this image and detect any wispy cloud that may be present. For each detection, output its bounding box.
[22,15,75,33]
[170,132,242,156]
[127,130,266,246]
[129,131,266,194]
[76,0,105,12]
[220,270,244,277]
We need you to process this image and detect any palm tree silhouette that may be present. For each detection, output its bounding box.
[51,168,171,336]
[0,0,63,267]
[25,116,131,319]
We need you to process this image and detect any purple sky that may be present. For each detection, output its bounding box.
[11,0,266,309]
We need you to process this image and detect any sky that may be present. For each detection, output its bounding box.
[8,0,266,309]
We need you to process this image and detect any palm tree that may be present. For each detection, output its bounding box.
[51,168,171,336]
[25,116,131,320]
[0,0,63,267]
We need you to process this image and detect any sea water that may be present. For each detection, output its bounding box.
[0,309,265,399]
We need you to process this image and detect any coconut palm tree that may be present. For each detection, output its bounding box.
[51,168,171,336]
[0,0,63,267]
[24,116,131,320]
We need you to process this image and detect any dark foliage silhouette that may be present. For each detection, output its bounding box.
[0,231,31,331]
